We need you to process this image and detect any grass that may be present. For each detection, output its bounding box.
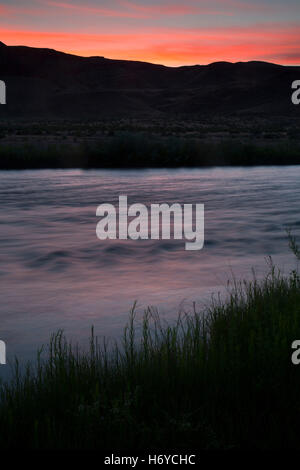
[0,243,300,449]
[0,134,300,169]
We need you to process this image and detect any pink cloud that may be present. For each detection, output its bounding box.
[190,0,282,13]
[0,23,299,65]
[118,1,218,16]
[45,1,147,18]
[45,0,234,18]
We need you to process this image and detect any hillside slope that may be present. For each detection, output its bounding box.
[0,41,299,119]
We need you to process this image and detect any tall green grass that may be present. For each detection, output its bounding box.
[0,247,300,449]
[0,134,300,169]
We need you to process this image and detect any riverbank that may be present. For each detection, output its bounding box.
[1,136,300,169]
[0,239,300,450]
[0,117,299,169]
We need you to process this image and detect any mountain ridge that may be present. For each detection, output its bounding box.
[0,41,299,119]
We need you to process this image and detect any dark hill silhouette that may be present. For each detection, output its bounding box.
[0,41,299,119]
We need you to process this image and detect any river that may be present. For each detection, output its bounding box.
[0,166,299,378]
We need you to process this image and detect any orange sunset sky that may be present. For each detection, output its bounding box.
[0,0,299,66]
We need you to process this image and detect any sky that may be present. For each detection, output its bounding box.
[0,0,299,66]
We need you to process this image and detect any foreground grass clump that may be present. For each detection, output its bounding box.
[1,260,300,449]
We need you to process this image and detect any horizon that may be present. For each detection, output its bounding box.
[1,39,298,69]
[0,0,299,66]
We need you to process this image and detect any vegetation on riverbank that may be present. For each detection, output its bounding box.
[0,236,300,450]
[0,133,300,169]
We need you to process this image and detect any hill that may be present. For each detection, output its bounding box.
[0,41,299,119]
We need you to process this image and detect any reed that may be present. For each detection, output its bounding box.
[0,135,300,169]
[0,242,300,449]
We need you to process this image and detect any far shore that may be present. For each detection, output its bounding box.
[0,117,299,169]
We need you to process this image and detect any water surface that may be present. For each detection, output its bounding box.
[0,166,299,377]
